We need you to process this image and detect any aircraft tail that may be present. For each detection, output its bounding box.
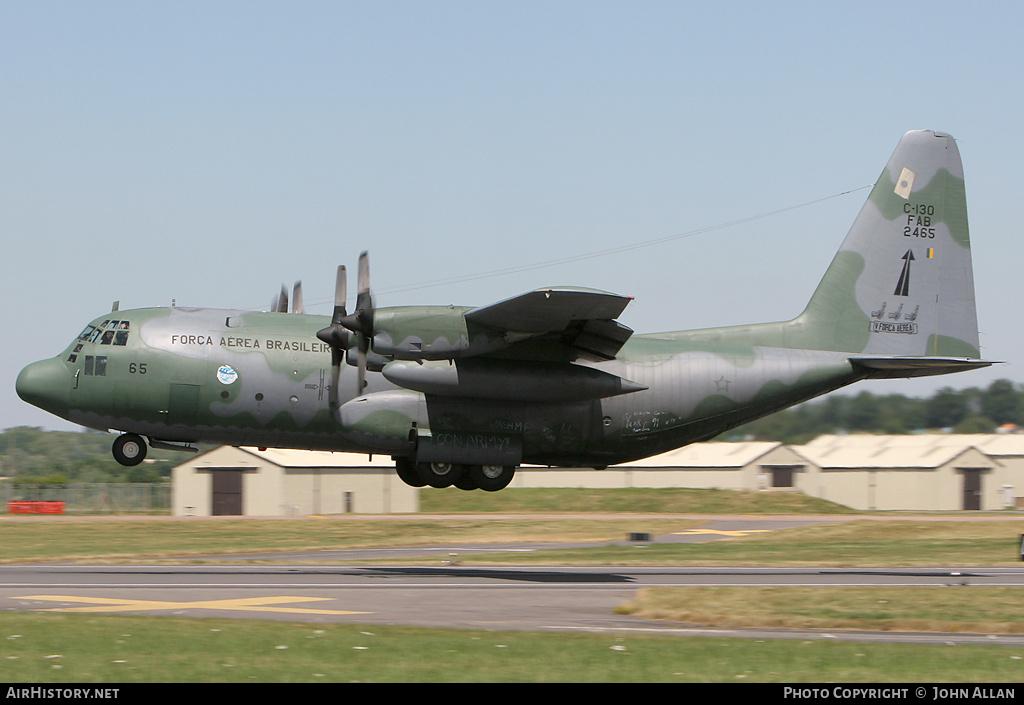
[794,129,983,363]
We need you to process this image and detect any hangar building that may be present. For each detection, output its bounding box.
[171,434,1024,516]
[799,434,1024,511]
[172,446,418,516]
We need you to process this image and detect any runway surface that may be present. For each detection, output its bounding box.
[4,516,1024,645]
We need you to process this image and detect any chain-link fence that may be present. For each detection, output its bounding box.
[0,482,170,514]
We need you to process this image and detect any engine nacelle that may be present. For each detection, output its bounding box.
[337,388,527,466]
[370,307,511,361]
[382,359,646,402]
[338,389,424,453]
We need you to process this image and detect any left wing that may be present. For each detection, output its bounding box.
[370,287,635,363]
[373,287,643,402]
[465,287,634,361]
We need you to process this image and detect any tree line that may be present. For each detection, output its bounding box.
[0,427,187,485]
[724,378,1023,444]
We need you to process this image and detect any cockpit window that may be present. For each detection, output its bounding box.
[82,355,107,376]
[72,320,130,356]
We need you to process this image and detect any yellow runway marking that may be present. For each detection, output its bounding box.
[18,595,371,616]
[673,529,771,537]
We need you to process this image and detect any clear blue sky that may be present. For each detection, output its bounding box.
[3,1,1021,431]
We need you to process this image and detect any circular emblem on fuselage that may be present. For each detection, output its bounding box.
[217,365,238,385]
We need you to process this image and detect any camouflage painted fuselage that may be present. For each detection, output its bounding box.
[17,130,990,470]
[28,304,867,467]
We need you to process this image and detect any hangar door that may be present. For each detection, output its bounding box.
[211,469,243,515]
[764,465,801,488]
[961,469,983,511]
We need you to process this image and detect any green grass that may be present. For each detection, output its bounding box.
[618,586,1024,633]
[1,613,1023,683]
[0,516,701,563]
[359,519,1024,568]
[2,515,1023,567]
[419,486,855,514]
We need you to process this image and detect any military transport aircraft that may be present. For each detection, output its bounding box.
[16,130,991,491]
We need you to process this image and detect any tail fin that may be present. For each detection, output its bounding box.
[797,130,982,360]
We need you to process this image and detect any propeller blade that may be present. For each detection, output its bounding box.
[316,264,356,408]
[356,251,373,323]
[357,347,367,396]
[357,251,370,300]
[341,253,374,335]
[275,285,288,313]
[329,347,343,411]
[317,267,352,349]
[342,251,373,394]
[331,266,347,325]
[292,281,303,314]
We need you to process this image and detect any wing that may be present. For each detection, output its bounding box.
[368,287,635,366]
[373,288,643,402]
[465,287,634,361]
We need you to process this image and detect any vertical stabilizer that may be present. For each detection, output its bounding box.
[797,130,980,358]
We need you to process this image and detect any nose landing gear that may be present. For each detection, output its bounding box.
[112,433,147,467]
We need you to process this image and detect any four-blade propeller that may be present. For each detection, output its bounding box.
[314,252,373,404]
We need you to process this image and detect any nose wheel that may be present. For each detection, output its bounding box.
[112,433,147,467]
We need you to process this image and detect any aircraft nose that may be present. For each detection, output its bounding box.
[16,357,72,419]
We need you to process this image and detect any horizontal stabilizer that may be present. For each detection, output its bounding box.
[850,356,994,379]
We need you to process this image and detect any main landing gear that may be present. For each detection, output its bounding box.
[395,458,515,492]
[112,433,147,467]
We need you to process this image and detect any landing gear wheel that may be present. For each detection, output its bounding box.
[453,473,478,490]
[395,458,425,487]
[112,433,147,467]
[416,462,465,488]
[468,464,515,492]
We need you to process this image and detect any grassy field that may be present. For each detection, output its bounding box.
[0,516,707,562]
[3,515,1019,567]
[1,613,1023,683]
[457,519,1024,567]
[418,486,857,514]
[618,586,1024,633]
[3,488,1024,682]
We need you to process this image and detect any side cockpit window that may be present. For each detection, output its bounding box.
[83,355,107,376]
